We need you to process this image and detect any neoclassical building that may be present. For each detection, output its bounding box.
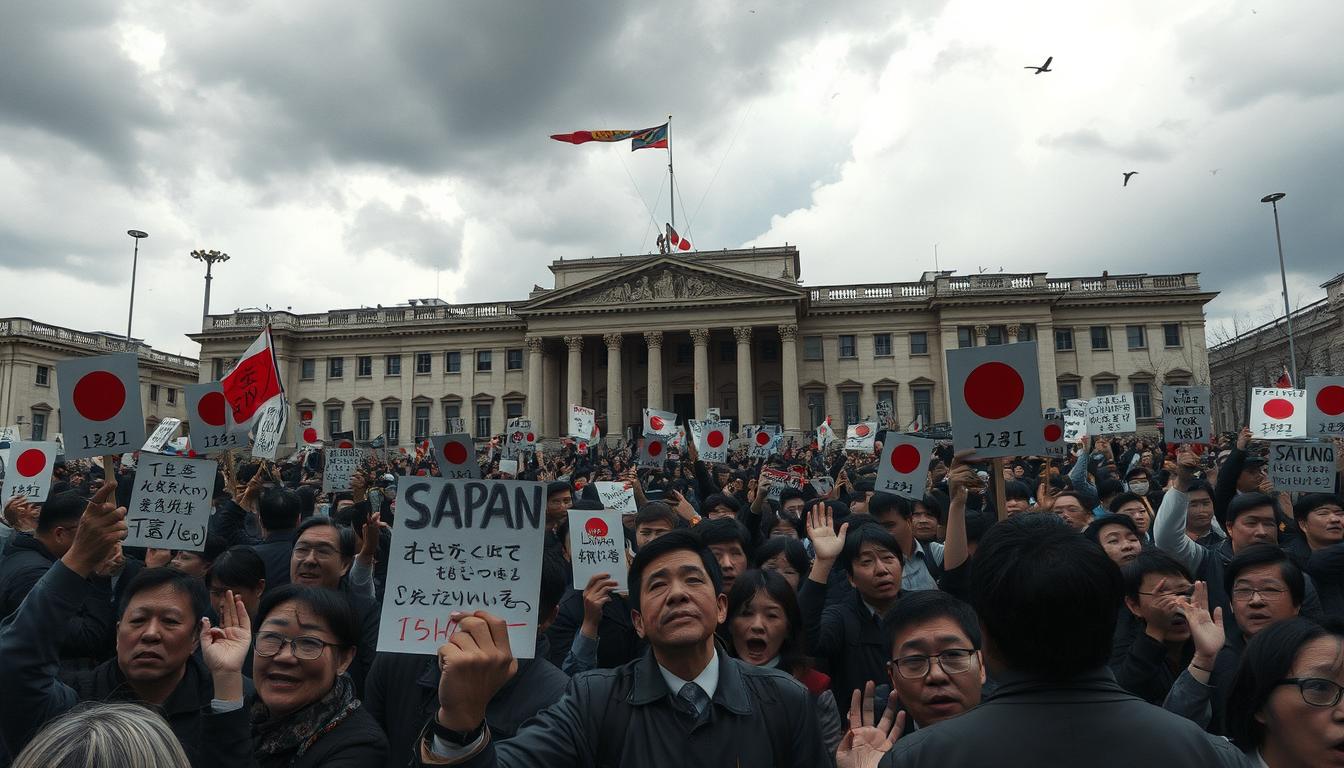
[190,246,1218,445]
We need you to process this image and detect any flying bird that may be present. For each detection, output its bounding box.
[1024,56,1053,74]
[1122,171,1138,187]
[1210,169,1220,175]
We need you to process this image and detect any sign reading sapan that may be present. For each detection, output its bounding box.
[1162,386,1212,445]
[1269,441,1338,493]
[379,478,546,657]
[125,455,216,552]
[567,509,628,592]
[1086,394,1137,435]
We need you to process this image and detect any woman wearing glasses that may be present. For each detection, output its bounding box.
[199,584,387,767]
[1226,617,1344,767]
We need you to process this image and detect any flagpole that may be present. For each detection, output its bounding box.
[667,114,675,229]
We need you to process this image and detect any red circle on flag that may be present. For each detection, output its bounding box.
[15,449,46,477]
[444,442,468,464]
[890,444,921,474]
[302,428,318,443]
[755,431,771,446]
[187,450,197,458]
[855,424,871,437]
[707,430,725,448]
[1263,398,1295,420]
[964,362,1024,420]
[585,517,609,537]
[1317,385,1344,416]
[197,391,227,427]
[649,441,663,457]
[1043,423,1064,442]
[526,432,536,442]
[73,371,126,422]
[650,415,664,431]
[338,440,354,449]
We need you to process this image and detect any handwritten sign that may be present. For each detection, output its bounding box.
[567,509,628,592]
[689,419,731,463]
[844,422,878,453]
[1306,377,1344,436]
[706,407,721,421]
[1086,393,1137,435]
[1063,399,1088,443]
[250,400,287,460]
[1268,441,1338,493]
[761,466,804,501]
[446,417,466,434]
[1162,386,1212,444]
[56,352,145,460]
[1042,414,1068,458]
[322,448,363,492]
[639,437,667,467]
[876,435,936,499]
[141,418,182,454]
[125,455,216,551]
[1,441,59,501]
[877,398,893,424]
[379,478,546,657]
[1250,388,1307,439]
[568,405,595,441]
[185,382,246,454]
[595,481,637,514]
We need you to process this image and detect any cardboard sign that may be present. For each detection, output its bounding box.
[1085,393,1137,435]
[1250,388,1307,439]
[141,418,182,454]
[322,447,363,492]
[1306,377,1344,436]
[689,419,731,463]
[250,400,288,460]
[946,342,1045,458]
[1,441,59,501]
[498,458,519,476]
[568,405,595,441]
[639,436,667,468]
[1063,399,1088,443]
[643,408,678,437]
[1162,386,1213,444]
[56,352,145,459]
[125,455,216,551]
[594,480,637,514]
[446,417,466,434]
[1269,440,1338,493]
[810,474,836,496]
[876,398,894,425]
[430,434,480,479]
[1042,414,1068,458]
[379,478,547,657]
[298,407,321,447]
[567,509,628,592]
[185,382,246,454]
[506,418,536,452]
[747,424,781,458]
[876,435,936,499]
[706,407,721,421]
[844,422,878,453]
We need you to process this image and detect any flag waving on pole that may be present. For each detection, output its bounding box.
[550,123,668,151]
[665,223,691,252]
[221,327,284,428]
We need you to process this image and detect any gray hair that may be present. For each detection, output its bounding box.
[12,702,190,768]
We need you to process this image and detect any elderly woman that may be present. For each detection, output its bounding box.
[201,584,386,767]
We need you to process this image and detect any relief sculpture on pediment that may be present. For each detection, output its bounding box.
[583,268,738,305]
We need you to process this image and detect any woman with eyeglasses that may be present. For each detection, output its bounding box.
[1226,617,1344,767]
[199,584,387,766]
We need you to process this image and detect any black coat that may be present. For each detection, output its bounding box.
[200,697,387,768]
[345,587,381,698]
[545,587,643,670]
[800,577,893,712]
[252,530,296,592]
[0,533,115,660]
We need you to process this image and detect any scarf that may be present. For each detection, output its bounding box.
[251,674,360,765]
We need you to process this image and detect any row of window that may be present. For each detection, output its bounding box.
[1057,381,1158,417]
[322,401,525,443]
[807,387,935,430]
[1054,323,1182,352]
[300,350,526,381]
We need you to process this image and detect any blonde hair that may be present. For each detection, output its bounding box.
[12,702,191,768]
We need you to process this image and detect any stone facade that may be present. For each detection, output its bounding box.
[190,246,1218,445]
[0,318,200,441]
[1209,273,1344,432]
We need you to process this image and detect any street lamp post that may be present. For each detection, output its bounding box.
[1260,193,1298,386]
[190,249,231,329]
[126,230,148,342]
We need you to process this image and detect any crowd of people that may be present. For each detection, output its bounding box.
[0,423,1342,766]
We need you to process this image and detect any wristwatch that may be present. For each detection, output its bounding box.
[429,718,487,747]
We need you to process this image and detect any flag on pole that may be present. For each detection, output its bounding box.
[221,327,284,428]
[665,223,692,252]
[1274,366,1292,389]
[549,123,668,151]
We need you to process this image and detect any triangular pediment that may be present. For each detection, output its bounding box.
[518,257,804,314]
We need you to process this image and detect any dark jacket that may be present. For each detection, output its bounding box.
[1111,628,1193,704]
[0,534,115,660]
[800,577,893,712]
[201,698,387,768]
[253,530,296,592]
[211,499,262,546]
[1307,541,1344,618]
[420,648,826,767]
[545,587,643,670]
[345,586,380,698]
[0,561,217,766]
[366,640,569,768]
[878,668,1251,767]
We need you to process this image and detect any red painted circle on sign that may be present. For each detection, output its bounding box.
[1043,423,1064,442]
[755,431,771,446]
[302,428,318,443]
[707,430,725,448]
[338,440,354,449]
[890,444,921,474]
[187,450,197,458]
[15,449,46,477]
[1317,385,1344,416]
[444,442,468,464]
[963,362,1024,420]
[585,517,609,537]
[855,424,871,437]
[649,415,664,431]
[1263,398,1295,420]
[73,370,126,422]
[649,441,663,456]
[526,432,535,442]
[197,391,227,427]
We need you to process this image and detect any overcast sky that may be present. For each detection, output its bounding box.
[2,0,1341,357]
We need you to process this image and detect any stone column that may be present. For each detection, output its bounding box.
[543,353,560,437]
[734,326,755,425]
[604,333,623,440]
[564,335,583,411]
[1007,323,1020,343]
[691,328,711,418]
[644,331,664,411]
[526,336,544,424]
[778,323,801,431]
[975,324,989,346]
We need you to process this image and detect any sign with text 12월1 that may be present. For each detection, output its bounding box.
[876,435,937,499]
[1268,440,1337,493]
[1162,386,1213,444]
[1250,388,1307,439]
[1,441,59,502]
[1306,376,1344,437]
[125,455,216,552]
[568,508,628,593]
[185,382,247,455]
[379,478,547,657]
[56,352,145,459]
[946,342,1045,458]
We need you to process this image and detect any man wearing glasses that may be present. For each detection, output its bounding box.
[878,590,985,730]
[1115,550,1199,704]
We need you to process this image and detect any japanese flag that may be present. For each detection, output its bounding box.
[691,419,731,463]
[639,436,668,467]
[1250,387,1307,439]
[1,441,59,502]
[643,408,678,437]
[430,433,480,479]
[1306,376,1344,437]
[844,422,878,453]
[1042,413,1068,458]
[876,435,936,500]
[330,431,356,449]
[56,352,146,459]
[221,327,284,428]
[298,407,322,447]
[946,342,1045,458]
[185,382,246,455]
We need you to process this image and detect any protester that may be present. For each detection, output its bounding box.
[10,702,191,768]
[1085,513,1144,566]
[866,493,943,591]
[879,589,986,729]
[752,536,810,590]
[696,517,751,594]
[1114,550,1198,703]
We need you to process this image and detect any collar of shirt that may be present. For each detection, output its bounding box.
[761,655,782,669]
[861,599,885,621]
[658,648,720,701]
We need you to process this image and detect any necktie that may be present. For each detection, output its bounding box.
[677,682,709,724]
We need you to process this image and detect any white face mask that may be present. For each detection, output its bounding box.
[1128,481,1150,495]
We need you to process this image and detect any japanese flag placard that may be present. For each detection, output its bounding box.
[876,435,936,499]
[844,422,878,453]
[1,441,59,501]
[568,509,628,593]
[186,382,246,454]
[568,405,595,441]
[594,481,637,514]
[298,407,321,447]
[643,408,678,437]
[946,342,1045,458]
[125,455,216,552]
[747,424,780,458]
[1042,414,1068,458]
[1086,394,1137,436]
[430,434,480,479]
[1306,377,1344,436]
[56,352,145,459]
[690,419,731,463]
[638,436,667,467]
[1250,388,1307,439]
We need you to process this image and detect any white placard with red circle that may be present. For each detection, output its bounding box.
[1250,387,1307,439]
[1306,377,1344,437]
[746,424,781,458]
[643,407,678,438]
[567,508,628,592]
[186,382,247,454]
[689,419,731,463]
[639,436,667,467]
[298,407,322,447]
[1042,413,1068,458]
[876,435,936,499]
[1,441,59,501]
[429,433,480,479]
[946,342,1045,458]
[844,422,878,453]
[56,352,145,459]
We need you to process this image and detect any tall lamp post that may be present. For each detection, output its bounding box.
[190,249,231,329]
[1260,192,1298,386]
[126,230,148,342]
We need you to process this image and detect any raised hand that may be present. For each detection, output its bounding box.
[666,489,699,523]
[580,572,619,639]
[946,449,982,501]
[1236,426,1252,451]
[145,547,173,568]
[836,681,904,768]
[201,590,253,676]
[60,476,126,578]
[1180,581,1225,664]
[356,510,382,565]
[436,611,519,731]
[806,502,848,562]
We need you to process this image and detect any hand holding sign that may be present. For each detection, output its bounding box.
[580,573,620,637]
[60,472,126,578]
[435,611,519,731]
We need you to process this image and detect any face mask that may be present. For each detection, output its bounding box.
[1129,481,1149,495]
